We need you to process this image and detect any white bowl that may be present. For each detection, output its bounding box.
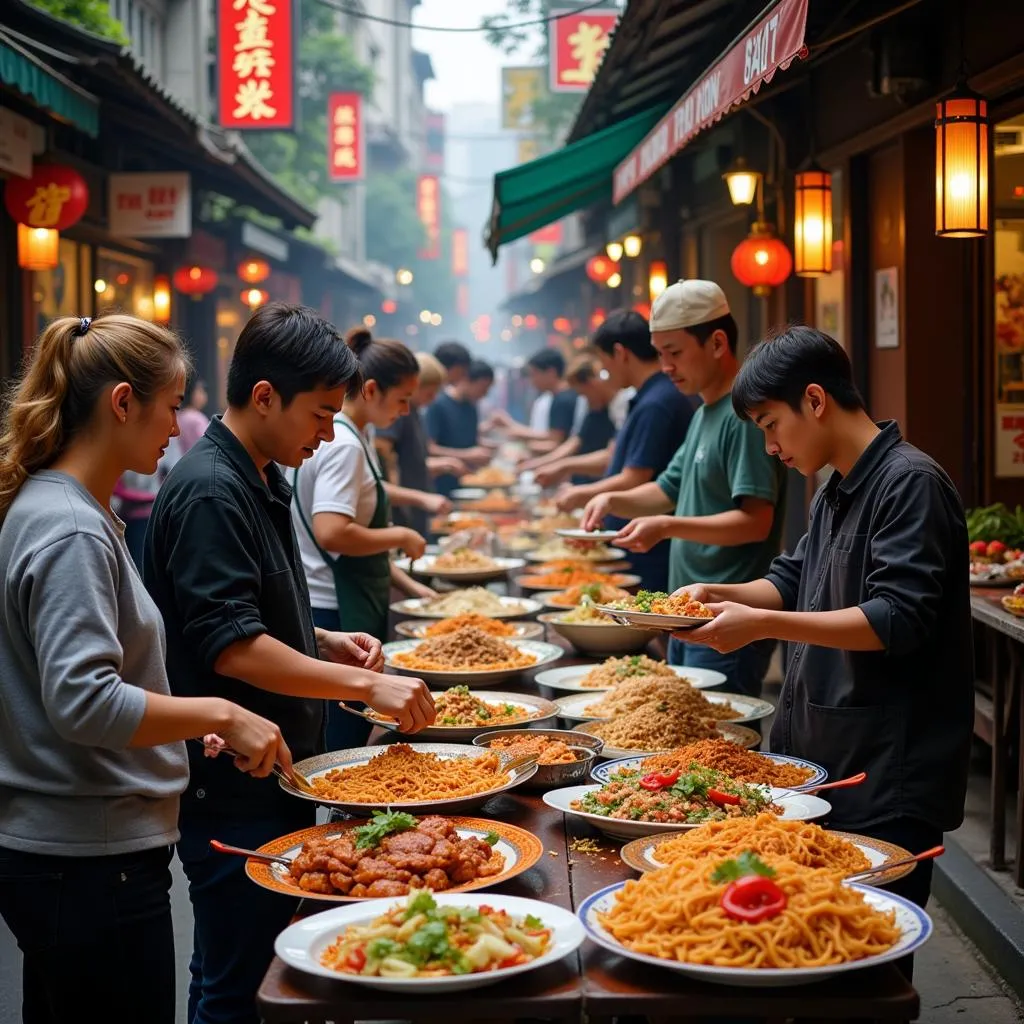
[276,892,585,992]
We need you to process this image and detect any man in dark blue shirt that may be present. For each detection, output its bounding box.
[424,359,495,496]
[561,310,695,590]
[673,327,972,937]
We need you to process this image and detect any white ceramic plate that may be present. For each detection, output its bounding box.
[275,892,585,992]
[538,612,653,657]
[389,594,542,620]
[525,546,628,564]
[592,752,828,790]
[553,691,773,727]
[278,743,539,815]
[396,555,526,584]
[554,528,622,541]
[353,690,559,741]
[542,785,832,841]
[450,487,487,500]
[595,605,712,631]
[382,638,564,686]
[578,881,932,986]
[534,663,727,694]
[572,721,763,758]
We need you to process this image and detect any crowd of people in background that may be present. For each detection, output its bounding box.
[0,283,973,1024]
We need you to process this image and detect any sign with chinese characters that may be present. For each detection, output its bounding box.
[549,9,617,94]
[328,92,364,181]
[613,0,808,203]
[0,108,33,178]
[996,406,1024,477]
[502,66,545,129]
[109,172,192,238]
[217,0,294,130]
[3,164,89,230]
[452,228,469,277]
[417,174,441,260]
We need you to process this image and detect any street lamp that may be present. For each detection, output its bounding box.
[530,257,545,274]
[397,268,414,285]
[623,234,642,258]
[419,309,432,323]
[723,157,762,206]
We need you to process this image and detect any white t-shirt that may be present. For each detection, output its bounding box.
[291,412,382,610]
[529,391,554,432]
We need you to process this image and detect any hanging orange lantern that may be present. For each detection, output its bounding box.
[586,255,618,285]
[237,257,271,283]
[16,224,59,270]
[553,316,573,335]
[731,223,793,297]
[794,165,833,277]
[648,260,668,302]
[4,164,89,231]
[935,83,989,238]
[173,265,219,297]
[242,287,269,308]
[153,275,172,323]
[523,314,540,330]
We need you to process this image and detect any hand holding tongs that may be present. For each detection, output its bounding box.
[191,739,316,795]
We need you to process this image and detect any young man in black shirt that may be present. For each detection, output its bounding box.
[674,327,972,919]
[145,304,434,1024]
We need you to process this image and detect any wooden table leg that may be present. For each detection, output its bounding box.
[992,629,1007,871]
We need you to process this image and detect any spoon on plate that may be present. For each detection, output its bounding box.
[798,772,867,796]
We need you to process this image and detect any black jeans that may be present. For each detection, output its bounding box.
[0,843,175,1024]
[177,803,314,1024]
[850,816,943,982]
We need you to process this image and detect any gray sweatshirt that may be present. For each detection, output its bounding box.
[0,471,187,856]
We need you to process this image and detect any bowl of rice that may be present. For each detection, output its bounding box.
[538,604,653,656]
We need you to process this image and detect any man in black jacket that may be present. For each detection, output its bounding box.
[673,326,972,925]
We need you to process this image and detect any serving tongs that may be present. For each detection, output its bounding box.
[192,739,317,796]
[844,845,945,884]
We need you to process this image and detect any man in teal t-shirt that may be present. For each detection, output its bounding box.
[582,280,785,697]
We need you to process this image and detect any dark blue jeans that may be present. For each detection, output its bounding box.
[668,636,776,699]
[0,843,175,1024]
[177,804,314,1024]
[312,606,374,751]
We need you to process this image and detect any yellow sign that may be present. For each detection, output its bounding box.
[502,66,545,131]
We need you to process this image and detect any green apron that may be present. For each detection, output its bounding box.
[293,419,392,639]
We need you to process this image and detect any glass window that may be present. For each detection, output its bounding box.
[993,114,1024,477]
[28,238,86,347]
[94,248,155,319]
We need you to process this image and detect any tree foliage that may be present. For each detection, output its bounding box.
[480,0,623,144]
[29,0,128,43]
[245,3,374,207]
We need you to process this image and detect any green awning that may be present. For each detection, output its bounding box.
[0,34,99,138]
[485,105,668,262]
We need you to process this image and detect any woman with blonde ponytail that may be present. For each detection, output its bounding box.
[0,313,290,1024]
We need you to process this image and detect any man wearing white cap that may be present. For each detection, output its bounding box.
[582,280,786,697]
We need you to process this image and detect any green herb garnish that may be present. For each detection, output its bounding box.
[354,810,419,850]
[367,937,401,960]
[484,831,500,846]
[710,851,777,884]
[524,914,544,929]
[403,889,439,919]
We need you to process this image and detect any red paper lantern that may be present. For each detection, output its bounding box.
[4,164,89,231]
[553,316,572,335]
[173,265,219,297]
[237,257,271,284]
[586,255,618,285]
[731,223,793,297]
[589,308,607,331]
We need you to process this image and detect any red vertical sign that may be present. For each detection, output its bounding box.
[217,0,294,129]
[328,93,364,181]
[417,174,441,260]
[451,228,469,277]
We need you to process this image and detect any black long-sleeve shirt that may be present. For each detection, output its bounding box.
[766,421,973,832]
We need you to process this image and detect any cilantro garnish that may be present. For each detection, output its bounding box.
[484,830,500,846]
[354,810,419,850]
[710,851,777,884]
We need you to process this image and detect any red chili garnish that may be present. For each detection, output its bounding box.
[345,947,367,971]
[720,875,788,923]
[707,787,741,806]
[638,770,681,791]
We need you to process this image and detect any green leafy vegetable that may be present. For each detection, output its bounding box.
[484,831,500,846]
[367,937,400,960]
[354,810,419,850]
[524,914,544,929]
[403,920,451,965]
[403,889,438,919]
[710,850,777,884]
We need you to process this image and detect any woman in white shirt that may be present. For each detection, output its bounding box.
[291,328,431,749]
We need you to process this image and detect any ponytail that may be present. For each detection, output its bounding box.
[344,326,419,393]
[0,313,188,519]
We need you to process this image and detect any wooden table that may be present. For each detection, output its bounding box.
[256,603,922,1023]
[970,589,1024,881]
